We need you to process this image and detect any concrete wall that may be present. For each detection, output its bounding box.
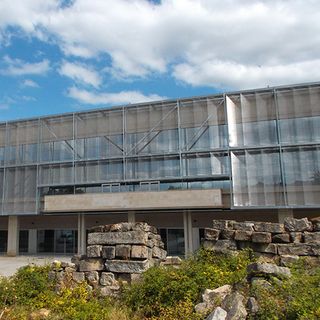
[43,189,223,213]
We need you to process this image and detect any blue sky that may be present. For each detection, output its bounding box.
[0,0,319,121]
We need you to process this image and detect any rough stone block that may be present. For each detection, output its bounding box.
[272,233,290,243]
[233,222,254,231]
[253,222,285,233]
[133,222,158,234]
[247,262,291,279]
[88,225,105,233]
[87,245,102,258]
[116,245,131,260]
[303,232,320,244]
[152,246,167,260]
[220,229,235,240]
[85,271,99,286]
[78,258,104,272]
[311,218,320,231]
[100,285,120,297]
[237,242,277,254]
[252,232,272,243]
[203,240,237,252]
[105,259,149,273]
[247,297,259,315]
[284,217,313,232]
[290,232,303,243]
[100,272,116,286]
[110,222,134,232]
[72,272,85,283]
[204,228,220,240]
[212,220,235,230]
[202,285,232,305]
[205,307,227,320]
[221,292,247,320]
[280,255,299,267]
[234,230,252,241]
[102,246,116,259]
[277,244,314,256]
[88,231,148,245]
[131,245,149,259]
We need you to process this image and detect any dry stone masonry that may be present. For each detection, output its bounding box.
[203,217,320,265]
[50,222,167,295]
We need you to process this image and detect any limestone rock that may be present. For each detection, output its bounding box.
[206,307,227,320]
[246,297,259,314]
[284,217,313,232]
[247,262,291,279]
[203,240,237,252]
[220,229,235,240]
[253,222,285,233]
[205,228,220,240]
[311,218,320,231]
[160,256,182,266]
[194,302,209,314]
[131,245,149,259]
[278,244,314,256]
[100,285,120,297]
[212,220,235,230]
[102,246,116,259]
[72,271,85,283]
[234,230,252,241]
[87,245,102,258]
[280,255,299,267]
[110,222,134,232]
[85,271,99,286]
[115,245,131,260]
[152,246,167,260]
[100,272,117,286]
[252,232,271,244]
[88,231,148,245]
[221,292,247,320]
[233,222,254,232]
[290,232,303,243]
[203,285,232,305]
[272,233,290,243]
[105,259,149,273]
[78,258,104,272]
[303,232,320,244]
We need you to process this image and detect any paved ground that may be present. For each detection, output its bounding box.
[0,255,72,277]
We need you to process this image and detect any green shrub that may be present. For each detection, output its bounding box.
[252,259,320,320]
[123,248,253,318]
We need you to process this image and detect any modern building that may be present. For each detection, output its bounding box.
[0,82,319,256]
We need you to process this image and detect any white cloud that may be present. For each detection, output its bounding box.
[21,79,40,88]
[67,86,166,105]
[59,61,102,88]
[1,1,320,88]
[1,56,50,76]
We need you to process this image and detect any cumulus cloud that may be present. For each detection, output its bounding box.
[67,86,166,105]
[59,61,102,88]
[21,79,39,88]
[1,56,50,76]
[0,0,320,89]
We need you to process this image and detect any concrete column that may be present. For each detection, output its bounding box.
[192,227,200,251]
[183,211,193,256]
[7,216,19,257]
[77,214,86,255]
[128,211,136,223]
[278,209,294,223]
[28,229,37,254]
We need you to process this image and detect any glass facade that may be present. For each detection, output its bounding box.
[0,83,320,215]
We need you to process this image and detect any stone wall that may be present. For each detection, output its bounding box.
[203,217,320,265]
[50,222,167,295]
